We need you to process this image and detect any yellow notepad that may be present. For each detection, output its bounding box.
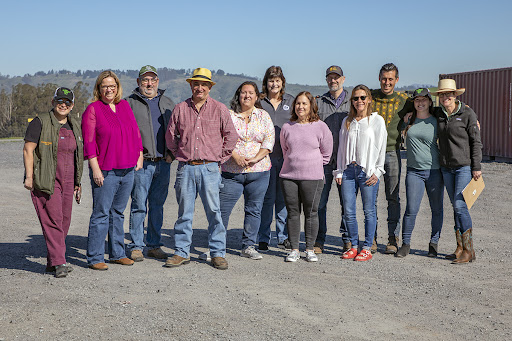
[462,176,485,210]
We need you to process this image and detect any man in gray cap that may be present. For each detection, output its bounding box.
[315,65,351,253]
[126,65,176,262]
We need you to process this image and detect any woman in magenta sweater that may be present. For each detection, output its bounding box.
[82,70,143,270]
[280,91,333,262]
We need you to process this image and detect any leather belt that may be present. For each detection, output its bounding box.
[186,160,216,165]
[145,157,164,162]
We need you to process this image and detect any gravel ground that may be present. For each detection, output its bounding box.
[0,140,511,341]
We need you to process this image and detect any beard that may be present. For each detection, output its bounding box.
[329,84,341,92]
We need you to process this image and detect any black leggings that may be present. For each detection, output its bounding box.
[280,178,323,250]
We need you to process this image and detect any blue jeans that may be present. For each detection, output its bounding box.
[128,159,171,251]
[258,157,288,244]
[441,166,473,233]
[341,164,379,249]
[87,167,134,265]
[219,171,270,249]
[173,162,226,258]
[381,150,402,238]
[402,167,444,245]
[317,163,348,245]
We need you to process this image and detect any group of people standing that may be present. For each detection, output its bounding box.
[22,62,482,277]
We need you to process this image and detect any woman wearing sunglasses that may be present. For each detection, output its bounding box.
[82,70,143,271]
[23,87,84,278]
[335,85,387,261]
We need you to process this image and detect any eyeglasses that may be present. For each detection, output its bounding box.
[101,85,117,91]
[439,92,455,97]
[56,99,73,106]
[351,96,367,101]
[140,77,158,85]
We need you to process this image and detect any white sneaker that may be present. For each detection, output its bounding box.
[241,246,263,260]
[305,250,318,262]
[285,250,300,262]
[199,251,211,262]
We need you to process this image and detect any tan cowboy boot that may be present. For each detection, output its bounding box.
[445,229,462,260]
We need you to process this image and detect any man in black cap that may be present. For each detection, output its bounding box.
[314,65,351,253]
[126,65,176,262]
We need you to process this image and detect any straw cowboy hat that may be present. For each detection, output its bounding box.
[186,67,216,85]
[431,79,465,96]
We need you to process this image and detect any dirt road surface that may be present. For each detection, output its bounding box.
[0,140,510,340]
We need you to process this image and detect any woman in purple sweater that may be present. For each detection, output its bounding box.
[82,70,143,270]
[280,91,333,262]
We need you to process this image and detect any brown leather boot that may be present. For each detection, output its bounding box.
[385,236,399,254]
[452,229,474,264]
[445,229,463,260]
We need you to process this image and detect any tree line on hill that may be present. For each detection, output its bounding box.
[0,82,90,138]
[0,68,431,138]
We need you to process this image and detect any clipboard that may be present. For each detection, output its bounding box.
[462,176,485,209]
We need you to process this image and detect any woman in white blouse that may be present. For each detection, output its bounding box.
[334,84,387,261]
[219,81,275,260]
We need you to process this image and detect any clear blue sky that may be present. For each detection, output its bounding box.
[2,0,511,88]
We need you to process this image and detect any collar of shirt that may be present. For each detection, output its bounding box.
[441,100,462,117]
[330,91,346,109]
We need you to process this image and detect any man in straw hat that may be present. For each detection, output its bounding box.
[371,63,414,254]
[165,67,237,270]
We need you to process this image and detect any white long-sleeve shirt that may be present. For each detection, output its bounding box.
[334,112,387,179]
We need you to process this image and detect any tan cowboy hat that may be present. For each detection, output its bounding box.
[186,67,216,85]
[431,79,465,96]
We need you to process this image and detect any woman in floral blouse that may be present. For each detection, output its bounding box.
[219,81,275,260]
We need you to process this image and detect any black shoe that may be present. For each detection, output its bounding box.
[395,244,411,258]
[46,264,73,273]
[427,243,438,257]
[278,239,292,250]
[55,265,68,278]
[258,242,269,251]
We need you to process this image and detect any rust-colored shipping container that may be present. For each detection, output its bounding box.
[439,67,512,161]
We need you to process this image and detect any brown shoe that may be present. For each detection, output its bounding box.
[130,249,144,262]
[313,243,323,254]
[164,255,190,268]
[370,238,378,254]
[89,262,109,271]
[147,247,168,259]
[211,257,228,270]
[110,257,135,266]
[385,236,399,254]
[343,241,353,253]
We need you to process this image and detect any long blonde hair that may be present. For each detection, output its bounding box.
[346,84,373,130]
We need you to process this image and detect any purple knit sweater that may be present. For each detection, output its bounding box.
[279,120,333,180]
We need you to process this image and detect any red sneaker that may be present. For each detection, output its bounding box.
[355,249,373,261]
[341,248,358,260]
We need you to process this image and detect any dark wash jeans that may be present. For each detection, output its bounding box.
[258,157,288,244]
[376,150,402,239]
[317,163,348,245]
[219,171,270,249]
[280,178,323,250]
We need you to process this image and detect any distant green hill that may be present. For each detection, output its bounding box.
[0,68,329,106]
[0,68,434,110]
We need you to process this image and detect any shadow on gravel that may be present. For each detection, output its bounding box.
[0,234,88,274]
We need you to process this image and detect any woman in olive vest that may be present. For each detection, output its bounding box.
[23,87,84,278]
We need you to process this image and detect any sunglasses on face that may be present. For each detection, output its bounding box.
[56,99,73,106]
[351,96,367,101]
